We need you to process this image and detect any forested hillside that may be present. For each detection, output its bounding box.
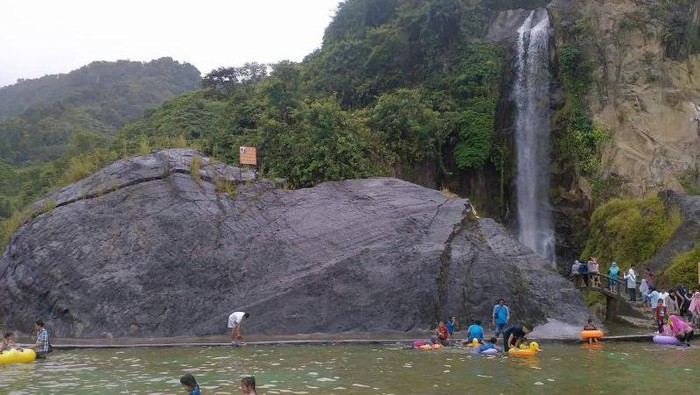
[0,57,200,164]
[0,58,200,222]
[1,0,698,262]
[117,0,531,207]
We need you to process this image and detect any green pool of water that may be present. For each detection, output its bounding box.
[0,342,697,394]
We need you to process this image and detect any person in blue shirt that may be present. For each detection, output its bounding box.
[479,337,500,353]
[180,374,201,395]
[492,299,510,337]
[466,320,484,343]
[446,316,456,335]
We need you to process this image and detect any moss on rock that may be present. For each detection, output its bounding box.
[581,196,681,269]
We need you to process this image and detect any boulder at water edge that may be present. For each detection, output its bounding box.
[0,149,588,337]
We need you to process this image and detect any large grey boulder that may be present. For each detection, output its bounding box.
[0,149,587,338]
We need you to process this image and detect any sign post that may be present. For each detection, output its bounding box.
[239,146,257,166]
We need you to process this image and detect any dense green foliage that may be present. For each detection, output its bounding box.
[0,57,200,119]
[0,59,201,221]
[115,1,505,190]
[581,197,681,270]
[663,242,700,286]
[0,58,200,165]
[554,20,610,181]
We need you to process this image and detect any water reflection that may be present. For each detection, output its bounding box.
[0,342,697,394]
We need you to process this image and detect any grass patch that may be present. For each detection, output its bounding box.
[442,187,459,200]
[0,210,23,250]
[190,155,202,183]
[215,179,238,197]
[62,155,100,184]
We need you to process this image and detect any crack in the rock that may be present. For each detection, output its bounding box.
[434,201,479,324]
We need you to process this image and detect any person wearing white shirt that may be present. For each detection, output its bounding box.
[227,311,250,346]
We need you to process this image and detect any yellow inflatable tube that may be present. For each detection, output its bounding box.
[580,330,603,340]
[0,349,37,364]
[507,342,540,357]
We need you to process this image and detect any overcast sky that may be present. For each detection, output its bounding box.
[0,0,343,88]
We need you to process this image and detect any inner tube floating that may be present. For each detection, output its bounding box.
[0,349,37,364]
[507,342,540,357]
[463,338,481,347]
[419,343,443,350]
[580,330,603,340]
[653,335,681,345]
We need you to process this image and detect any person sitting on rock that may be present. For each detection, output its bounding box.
[503,324,531,352]
[466,320,484,344]
[583,319,599,344]
[432,321,449,346]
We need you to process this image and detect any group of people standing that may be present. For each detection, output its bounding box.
[571,258,641,301]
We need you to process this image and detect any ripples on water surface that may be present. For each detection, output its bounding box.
[0,343,697,394]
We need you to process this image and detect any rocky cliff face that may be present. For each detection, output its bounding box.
[551,0,699,196]
[0,149,587,338]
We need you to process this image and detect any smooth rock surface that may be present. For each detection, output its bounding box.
[0,149,588,338]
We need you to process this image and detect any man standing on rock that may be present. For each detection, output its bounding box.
[228,312,250,347]
[492,298,510,337]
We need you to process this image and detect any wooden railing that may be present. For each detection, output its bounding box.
[572,272,629,299]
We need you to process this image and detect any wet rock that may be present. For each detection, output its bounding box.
[0,149,588,338]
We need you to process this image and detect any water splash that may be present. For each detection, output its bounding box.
[514,9,555,263]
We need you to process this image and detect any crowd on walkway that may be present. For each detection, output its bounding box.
[570,258,700,340]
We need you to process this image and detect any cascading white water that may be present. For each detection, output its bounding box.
[514,9,555,262]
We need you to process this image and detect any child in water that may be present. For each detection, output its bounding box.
[479,337,499,353]
[241,376,257,395]
[0,332,17,352]
[180,374,201,395]
[583,319,599,344]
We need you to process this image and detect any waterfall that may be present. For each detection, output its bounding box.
[514,9,555,262]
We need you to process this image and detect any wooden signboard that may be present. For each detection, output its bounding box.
[239,146,257,166]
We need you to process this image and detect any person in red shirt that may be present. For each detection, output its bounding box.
[432,321,450,346]
[655,301,669,334]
